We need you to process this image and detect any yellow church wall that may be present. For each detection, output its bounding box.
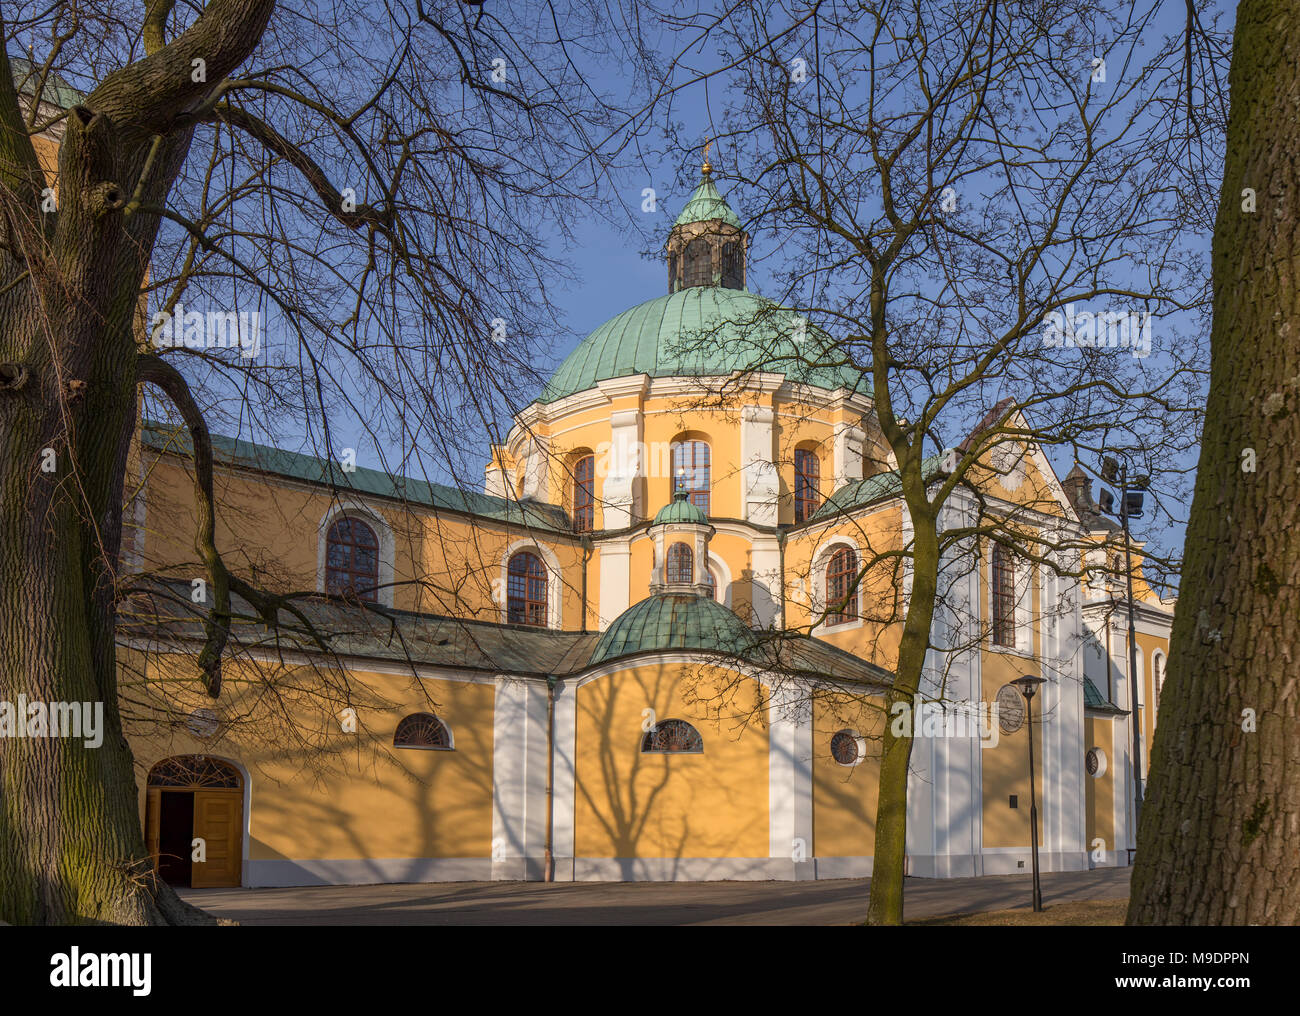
[783,502,904,670]
[139,448,589,628]
[811,689,884,857]
[707,529,757,619]
[573,662,770,860]
[122,649,498,862]
[1084,716,1116,858]
[978,532,1046,849]
[979,646,1046,849]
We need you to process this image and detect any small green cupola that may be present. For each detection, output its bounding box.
[666,148,748,294]
[648,489,715,597]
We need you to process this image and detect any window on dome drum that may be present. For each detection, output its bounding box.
[705,568,718,601]
[573,454,595,533]
[721,241,743,289]
[325,516,380,601]
[666,543,693,584]
[684,237,711,287]
[668,252,678,293]
[825,546,858,626]
[794,448,821,522]
[991,544,1016,647]
[507,551,548,626]
[641,719,704,754]
[671,440,711,514]
[394,713,452,750]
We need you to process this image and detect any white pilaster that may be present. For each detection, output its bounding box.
[597,538,632,630]
[741,405,779,525]
[603,408,642,528]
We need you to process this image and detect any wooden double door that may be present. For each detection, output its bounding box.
[146,756,244,888]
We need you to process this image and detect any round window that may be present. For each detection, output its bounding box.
[1086,747,1107,778]
[830,730,863,766]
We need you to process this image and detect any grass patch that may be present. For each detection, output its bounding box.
[909,897,1128,926]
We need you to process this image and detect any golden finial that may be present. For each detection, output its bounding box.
[702,139,713,176]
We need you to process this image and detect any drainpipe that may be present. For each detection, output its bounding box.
[544,674,557,882]
[776,526,788,628]
[580,534,593,633]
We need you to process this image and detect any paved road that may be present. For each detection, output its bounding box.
[179,865,1131,925]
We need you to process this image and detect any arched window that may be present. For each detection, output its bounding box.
[507,551,548,626]
[1153,652,1166,710]
[394,712,452,750]
[705,568,718,601]
[666,543,693,584]
[668,252,679,293]
[573,454,595,533]
[721,240,743,289]
[148,756,242,789]
[641,719,704,754]
[991,544,1016,647]
[326,516,380,601]
[671,439,711,515]
[825,546,858,626]
[794,448,821,522]
[684,237,711,287]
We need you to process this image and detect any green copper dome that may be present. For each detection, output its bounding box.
[653,490,707,525]
[589,593,757,665]
[673,176,743,229]
[539,287,865,403]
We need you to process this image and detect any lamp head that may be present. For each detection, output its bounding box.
[1011,674,1046,700]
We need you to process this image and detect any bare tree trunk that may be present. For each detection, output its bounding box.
[1128,0,1300,925]
[867,514,939,926]
[0,292,211,924]
[0,1,273,925]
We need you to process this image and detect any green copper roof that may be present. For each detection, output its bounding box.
[140,421,572,532]
[8,55,84,109]
[1083,677,1126,714]
[810,455,946,521]
[589,593,757,665]
[673,175,743,229]
[540,287,866,403]
[653,491,707,525]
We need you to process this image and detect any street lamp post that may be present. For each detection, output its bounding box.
[1100,456,1148,841]
[1012,674,1046,912]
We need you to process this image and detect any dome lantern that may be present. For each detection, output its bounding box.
[666,152,748,294]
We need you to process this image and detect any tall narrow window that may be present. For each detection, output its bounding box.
[326,517,380,601]
[573,454,595,533]
[507,551,548,627]
[721,241,743,289]
[671,440,711,515]
[991,544,1016,647]
[666,543,694,584]
[668,252,678,293]
[684,237,711,287]
[825,546,858,626]
[794,448,821,522]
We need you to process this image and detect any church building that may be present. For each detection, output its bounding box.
[120,160,1174,888]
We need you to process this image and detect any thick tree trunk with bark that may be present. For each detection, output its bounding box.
[1128,0,1300,925]
[0,0,274,925]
